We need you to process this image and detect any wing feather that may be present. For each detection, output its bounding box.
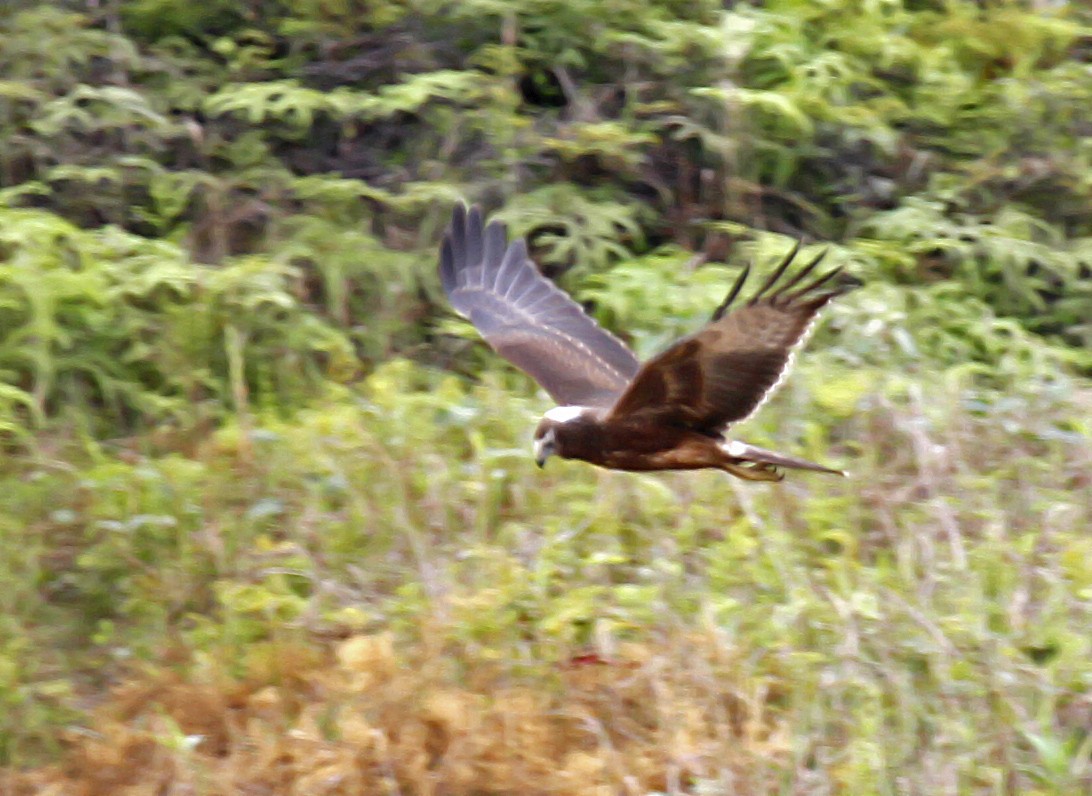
[439,202,640,407]
[495,238,527,295]
[607,245,859,432]
[465,205,483,270]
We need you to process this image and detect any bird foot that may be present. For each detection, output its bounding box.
[723,461,784,482]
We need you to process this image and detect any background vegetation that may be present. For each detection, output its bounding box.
[1,0,1090,793]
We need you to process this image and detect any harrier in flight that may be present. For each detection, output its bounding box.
[438,203,858,481]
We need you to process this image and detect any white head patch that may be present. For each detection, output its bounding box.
[543,405,589,424]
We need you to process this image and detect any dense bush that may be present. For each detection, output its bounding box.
[0,0,1089,441]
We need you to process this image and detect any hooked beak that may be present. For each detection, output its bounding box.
[534,433,556,469]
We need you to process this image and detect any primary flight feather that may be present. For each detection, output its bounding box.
[439,202,858,481]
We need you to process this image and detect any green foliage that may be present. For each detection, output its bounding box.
[121,0,243,39]
[0,9,140,93]
[862,197,1092,354]
[493,185,647,273]
[205,77,470,130]
[0,208,357,434]
[1,0,1087,401]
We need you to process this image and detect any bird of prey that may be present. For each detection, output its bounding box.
[438,203,858,481]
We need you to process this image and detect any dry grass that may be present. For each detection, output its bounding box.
[9,629,791,796]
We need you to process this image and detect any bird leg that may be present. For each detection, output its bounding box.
[722,461,785,482]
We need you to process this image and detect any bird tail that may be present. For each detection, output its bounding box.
[729,440,847,476]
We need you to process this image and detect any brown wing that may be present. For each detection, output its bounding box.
[439,202,640,407]
[607,243,859,432]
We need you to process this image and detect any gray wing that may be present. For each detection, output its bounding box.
[439,203,640,407]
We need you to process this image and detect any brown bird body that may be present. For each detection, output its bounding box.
[439,203,858,481]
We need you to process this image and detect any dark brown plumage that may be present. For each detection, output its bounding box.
[438,202,859,481]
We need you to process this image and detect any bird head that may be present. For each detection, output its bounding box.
[533,423,557,468]
[532,406,591,468]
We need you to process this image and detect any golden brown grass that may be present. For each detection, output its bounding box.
[9,628,790,795]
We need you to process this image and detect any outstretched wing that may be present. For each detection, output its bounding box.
[607,243,859,432]
[439,202,640,407]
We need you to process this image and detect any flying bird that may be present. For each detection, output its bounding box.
[438,203,858,481]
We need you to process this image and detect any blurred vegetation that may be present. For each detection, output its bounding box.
[0,0,1090,793]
